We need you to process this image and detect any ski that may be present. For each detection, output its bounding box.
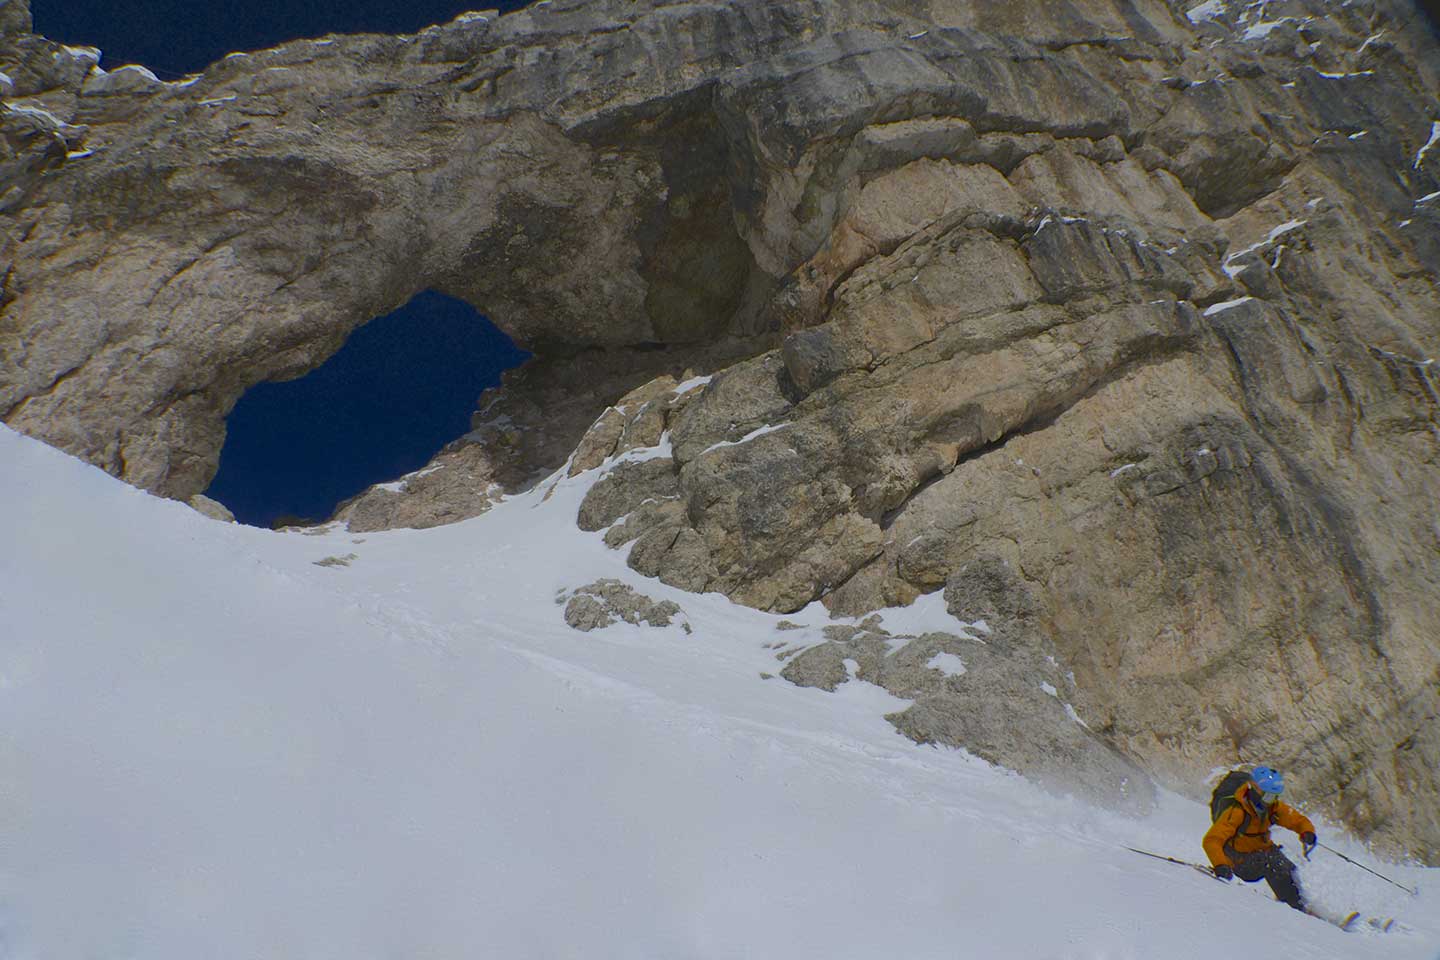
[1123,848,1401,933]
[1306,908,1359,931]
[1320,912,1402,933]
[1309,910,1405,933]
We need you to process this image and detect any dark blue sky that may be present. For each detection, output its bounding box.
[34,0,532,78]
[34,0,1440,77]
[206,293,530,528]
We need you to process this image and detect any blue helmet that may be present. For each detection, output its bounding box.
[1251,766,1284,801]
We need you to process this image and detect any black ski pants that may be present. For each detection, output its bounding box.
[1233,846,1305,910]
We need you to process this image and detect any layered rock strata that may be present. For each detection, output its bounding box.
[2,0,1439,856]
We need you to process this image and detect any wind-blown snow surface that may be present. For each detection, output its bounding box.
[1,426,1435,959]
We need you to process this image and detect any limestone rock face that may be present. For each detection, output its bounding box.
[0,0,30,38]
[3,0,1440,857]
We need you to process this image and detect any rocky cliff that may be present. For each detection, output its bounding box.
[2,0,1438,857]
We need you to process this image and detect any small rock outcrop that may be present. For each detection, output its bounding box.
[562,579,688,632]
[185,494,235,523]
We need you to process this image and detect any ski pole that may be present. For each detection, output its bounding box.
[1318,843,1417,896]
[1124,846,1223,880]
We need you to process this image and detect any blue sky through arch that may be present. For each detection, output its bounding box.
[206,292,530,528]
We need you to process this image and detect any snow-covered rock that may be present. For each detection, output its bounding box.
[81,63,163,95]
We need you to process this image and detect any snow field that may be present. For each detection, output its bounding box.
[1,425,1435,959]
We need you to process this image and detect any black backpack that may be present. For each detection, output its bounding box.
[1210,769,1253,823]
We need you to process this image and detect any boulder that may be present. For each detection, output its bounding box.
[562,579,687,632]
[186,494,235,523]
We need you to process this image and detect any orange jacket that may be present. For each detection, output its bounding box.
[1203,782,1315,868]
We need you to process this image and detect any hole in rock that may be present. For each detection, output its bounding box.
[206,291,529,529]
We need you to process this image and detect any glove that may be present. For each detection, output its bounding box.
[1213,864,1233,881]
[1301,832,1317,859]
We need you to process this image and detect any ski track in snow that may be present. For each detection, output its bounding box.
[0,424,1436,960]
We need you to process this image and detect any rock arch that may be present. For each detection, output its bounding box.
[0,8,770,499]
[1,109,756,498]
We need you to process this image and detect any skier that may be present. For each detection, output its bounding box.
[1203,766,1318,911]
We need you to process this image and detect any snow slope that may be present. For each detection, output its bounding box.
[1,425,1435,960]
